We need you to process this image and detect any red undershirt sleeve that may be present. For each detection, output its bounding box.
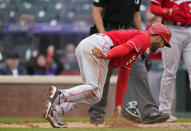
[150,2,168,16]
[107,41,138,59]
[115,65,130,106]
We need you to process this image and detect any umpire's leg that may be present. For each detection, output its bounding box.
[88,68,113,123]
[129,56,158,119]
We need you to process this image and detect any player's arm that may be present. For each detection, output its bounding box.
[106,43,135,58]
[115,66,130,106]
[150,1,182,18]
[92,44,135,59]
[133,0,142,31]
[92,34,146,59]
[113,65,130,121]
[92,5,105,33]
[133,11,143,31]
[150,2,169,16]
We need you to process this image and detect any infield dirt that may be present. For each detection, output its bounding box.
[0,121,191,130]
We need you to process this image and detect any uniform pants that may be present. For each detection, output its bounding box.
[88,26,115,119]
[55,34,113,115]
[159,25,191,114]
[129,56,158,119]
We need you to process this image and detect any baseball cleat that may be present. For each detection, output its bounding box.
[48,109,67,128]
[45,86,61,119]
[45,101,52,119]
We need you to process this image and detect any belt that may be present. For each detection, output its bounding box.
[105,23,130,30]
[164,20,191,28]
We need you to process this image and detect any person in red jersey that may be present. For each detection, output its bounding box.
[150,0,191,122]
[44,23,171,128]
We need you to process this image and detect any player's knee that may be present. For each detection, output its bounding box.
[165,72,176,79]
[91,86,102,102]
[93,94,102,103]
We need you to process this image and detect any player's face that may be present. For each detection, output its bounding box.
[150,36,165,53]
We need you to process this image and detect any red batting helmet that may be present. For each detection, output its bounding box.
[146,23,171,47]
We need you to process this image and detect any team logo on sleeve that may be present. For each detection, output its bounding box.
[138,45,141,51]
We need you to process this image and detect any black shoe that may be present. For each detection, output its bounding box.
[143,111,170,124]
[90,117,104,124]
[153,112,170,123]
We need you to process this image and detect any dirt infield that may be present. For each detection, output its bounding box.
[0,121,191,130]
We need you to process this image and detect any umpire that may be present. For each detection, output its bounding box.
[88,0,169,124]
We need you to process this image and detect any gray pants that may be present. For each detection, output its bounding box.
[129,56,158,119]
[88,56,159,120]
[159,25,191,114]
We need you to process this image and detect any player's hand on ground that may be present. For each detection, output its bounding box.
[112,106,121,122]
[92,46,108,59]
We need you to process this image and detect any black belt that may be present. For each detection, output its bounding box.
[105,23,130,30]
[164,20,191,28]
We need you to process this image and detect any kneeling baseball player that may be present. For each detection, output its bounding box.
[44,23,171,128]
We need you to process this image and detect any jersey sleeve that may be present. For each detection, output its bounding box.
[93,0,106,7]
[115,65,130,106]
[150,2,167,16]
[107,34,146,59]
[150,0,162,5]
[134,0,142,12]
[107,43,135,59]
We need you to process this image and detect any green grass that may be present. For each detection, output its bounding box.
[0,117,191,124]
[0,117,128,124]
[0,118,191,131]
[0,118,48,124]
[177,118,191,122]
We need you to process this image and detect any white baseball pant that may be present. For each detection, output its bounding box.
[55,34,114,114]
[159,25,191,114]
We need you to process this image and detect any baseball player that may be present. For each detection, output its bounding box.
[150,0,191,122]
[89,0,142,124]
[44,23,171,128]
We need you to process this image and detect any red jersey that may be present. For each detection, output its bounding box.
[151,0,191,23]
[103,30,150,106]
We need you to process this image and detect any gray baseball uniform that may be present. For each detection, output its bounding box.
[159,24,191,114]
[150,0,191,116]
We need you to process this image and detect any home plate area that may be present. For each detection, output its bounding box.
[0,121,191,129]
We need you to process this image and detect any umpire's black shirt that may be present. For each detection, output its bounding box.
[93,0,141,26]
